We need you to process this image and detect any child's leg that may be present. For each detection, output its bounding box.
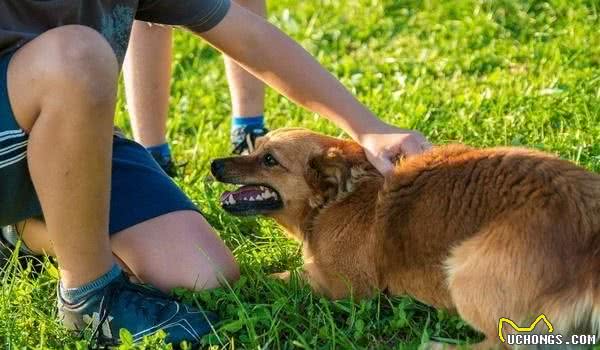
[17,134,239,293]
[7,25,117,288]
[123,22,172,149]
[123,22,175,175]
[19,211,239,293]
[225,0,266,118]
[7,35,224,343]
[112,211,239,292]
[227,0,269,154]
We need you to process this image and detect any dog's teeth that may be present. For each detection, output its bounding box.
[272,192,278,199]
[229,196,236,205]
[249,197,255,201]
[256,194,263,200]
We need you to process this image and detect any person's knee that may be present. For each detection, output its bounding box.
[109,211,241,292]
[215,250,240,286]
[151,248,239,292]
[38,25,118,109]
[183,245,240,290]
[134,259,239,293]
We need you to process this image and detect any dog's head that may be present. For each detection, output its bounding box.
[211,128,379,234]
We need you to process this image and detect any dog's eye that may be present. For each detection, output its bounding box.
[263,153,279,167]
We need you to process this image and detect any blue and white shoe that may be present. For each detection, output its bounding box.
[58,273,218,347]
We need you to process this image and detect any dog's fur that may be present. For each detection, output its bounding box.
[212,128,600,349]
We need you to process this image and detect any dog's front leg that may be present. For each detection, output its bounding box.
[303,260,356,299]
[270,270,291,282]
[270,260,348,298]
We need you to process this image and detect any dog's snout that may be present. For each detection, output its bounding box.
[211,159,226,179]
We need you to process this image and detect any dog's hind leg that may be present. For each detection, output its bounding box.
[443,224,541,350]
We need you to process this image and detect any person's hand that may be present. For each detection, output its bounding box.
[358,124,431,175]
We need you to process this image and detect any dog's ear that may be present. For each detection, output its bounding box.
[305,147,353,208]
[254,136,267,150]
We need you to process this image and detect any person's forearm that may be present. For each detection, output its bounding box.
[198,3,386,142]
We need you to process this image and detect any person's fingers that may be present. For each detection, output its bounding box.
[369,154,394,175]
[391,137,422,157]
[420,141,433,151]
[364,148,393,176]
[361,130,432,175]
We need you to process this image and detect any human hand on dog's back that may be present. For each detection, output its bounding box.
[199,2,431,175]
[357,124,431,175]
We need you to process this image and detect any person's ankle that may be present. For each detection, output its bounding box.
[231,115,265,144]
[59,264,121,304]
[231,115,264,131]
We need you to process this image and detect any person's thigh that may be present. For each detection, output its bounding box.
[110,210,239,292]
[1,25,117,227]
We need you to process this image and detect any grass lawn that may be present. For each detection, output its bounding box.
[1,0,599,349]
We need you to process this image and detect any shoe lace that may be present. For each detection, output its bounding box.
[232,125,267,155]
[89,276,172,348]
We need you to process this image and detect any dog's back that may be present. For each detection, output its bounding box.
[377,145,600,348]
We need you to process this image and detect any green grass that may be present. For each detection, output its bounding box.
[2,0,600,348]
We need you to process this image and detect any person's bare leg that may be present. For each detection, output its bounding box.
[110,211,239,292]
[225,0,267,117]
[123,21,172,148]
[17,211,239,293]
[7,25,117,288]
[16,219,53,256]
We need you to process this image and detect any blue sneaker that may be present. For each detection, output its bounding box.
[58,273,217,347]
[231,125,269,155]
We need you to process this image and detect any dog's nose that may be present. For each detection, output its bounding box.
[210,159,225,179]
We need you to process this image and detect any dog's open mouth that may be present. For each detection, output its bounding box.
[219,185,283,215]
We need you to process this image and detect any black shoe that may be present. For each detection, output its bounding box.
[231,125,269,155]
[148,151,178,178]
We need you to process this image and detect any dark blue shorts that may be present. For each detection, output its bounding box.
[0,51,198,233]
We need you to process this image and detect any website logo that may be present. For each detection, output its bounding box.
[498,314,553,343]
[498,314,597,347]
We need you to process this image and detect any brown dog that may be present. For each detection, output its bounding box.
[211,128,600,349]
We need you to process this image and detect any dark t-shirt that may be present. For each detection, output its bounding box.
[0,0,231,63]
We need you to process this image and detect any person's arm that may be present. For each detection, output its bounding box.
[195,2,430,174]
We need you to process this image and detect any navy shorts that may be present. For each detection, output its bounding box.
[0,51,198,233]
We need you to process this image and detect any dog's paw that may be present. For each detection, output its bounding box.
[419,342,457,350]
[270,271,291,282]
